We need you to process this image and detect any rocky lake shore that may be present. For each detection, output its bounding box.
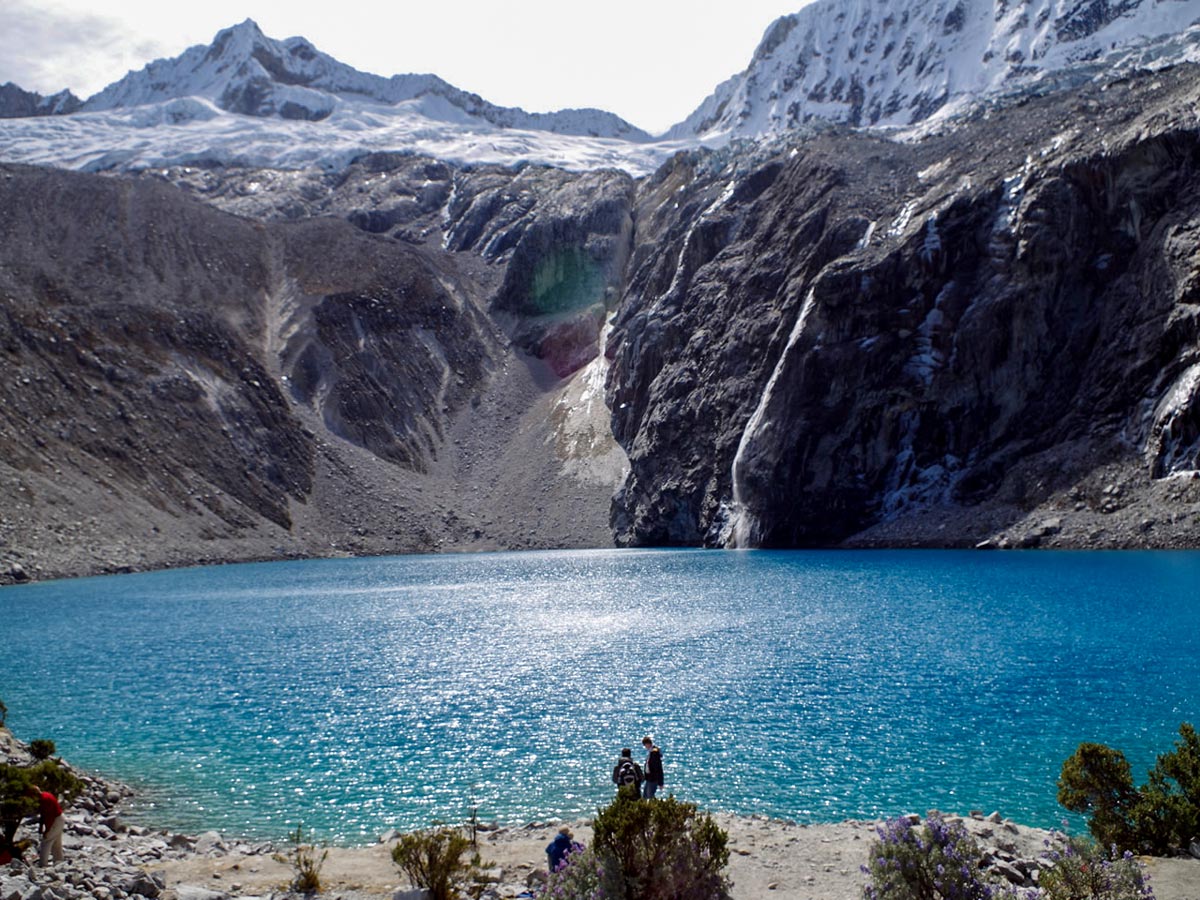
[4,730,1198,900]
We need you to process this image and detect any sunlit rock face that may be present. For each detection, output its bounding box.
[0,163,501,507]
[607,62,1200,549]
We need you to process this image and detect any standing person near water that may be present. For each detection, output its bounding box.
[27,785,63,865]
[641,736,664,799]
[611,747,643,798]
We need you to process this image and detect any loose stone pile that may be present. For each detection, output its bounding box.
[7,727,1161,900]
[2,731,276,900]
[907,810,1055,889]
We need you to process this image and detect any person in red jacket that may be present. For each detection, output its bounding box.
[26,786,63,865]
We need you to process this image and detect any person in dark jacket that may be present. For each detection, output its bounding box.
[546,826,574,871]
[641,736,664,799]
[611,747,643,798]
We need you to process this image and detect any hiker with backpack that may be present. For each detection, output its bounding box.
[611,747,643,798]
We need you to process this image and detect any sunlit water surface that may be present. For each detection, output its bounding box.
[1,549,1197,845]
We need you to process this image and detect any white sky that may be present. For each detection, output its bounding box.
[3,0,815,134]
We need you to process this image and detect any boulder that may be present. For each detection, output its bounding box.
[0,875,35,900]
[192,833,224,855]
[121,874,162,898]
[172,887,228,900]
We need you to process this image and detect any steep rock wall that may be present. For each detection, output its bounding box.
[607,63,1200,548]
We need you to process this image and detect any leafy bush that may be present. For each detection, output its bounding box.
[544,845,622,900]
[27,759,83,803]
[591,792,731,900]
[391,826,473,900]
[1057,743,1139,851]
[28,739,56,761]
[1039,833,1153,900]
[0,764,36,837]
[273,823,329,894]
[1136,723,1200,852]
[0,758,81,825]
[861,815,1000,900]
[1058,723,1199,854]
[1,759,82,861]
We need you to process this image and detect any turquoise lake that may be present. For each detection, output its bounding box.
[1,549,1197,846]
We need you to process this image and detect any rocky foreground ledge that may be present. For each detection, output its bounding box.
[4,731,1198,900]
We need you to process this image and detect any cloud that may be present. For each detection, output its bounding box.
[0,1,169,98]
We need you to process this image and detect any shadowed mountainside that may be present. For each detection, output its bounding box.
[4,62,1200,584]
[607,63,1200,550]
[0,162,628,582]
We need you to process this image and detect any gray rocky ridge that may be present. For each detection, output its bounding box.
[0,84,81,119]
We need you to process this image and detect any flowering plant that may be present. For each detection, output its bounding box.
[861,815,1002,900]
[543,846,620,900]
[1039,831,1154,900]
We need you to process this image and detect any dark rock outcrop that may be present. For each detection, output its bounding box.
[144,156,638,379]
[0,82,81,117]
[607,62,1200,550]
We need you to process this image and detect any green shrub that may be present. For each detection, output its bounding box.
[27,759,83,803]
[1039,833,1153,900]
[1134,722,1200,851]
[861,815,1007,900]
[391,826,473,900]
[1059,723,1199,854]
[0,764,36,838]
[0,697,7,727]
[591,792,731,900]
[0,758,81,827]
[1057,742,1139,851]
[28,739,56,761]
[273,824,329,894]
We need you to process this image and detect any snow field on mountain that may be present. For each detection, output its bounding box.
[0,96,684,174]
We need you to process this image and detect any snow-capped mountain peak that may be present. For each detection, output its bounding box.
[81,19,652,141]
[2,3,1198,175]
[667,0,1200,140]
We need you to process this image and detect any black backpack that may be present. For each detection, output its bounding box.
[616,758,641,786]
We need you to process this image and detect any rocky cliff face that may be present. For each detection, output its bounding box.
[608,61,1200,549]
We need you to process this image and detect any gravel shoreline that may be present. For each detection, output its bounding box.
[4,731,1198,900]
